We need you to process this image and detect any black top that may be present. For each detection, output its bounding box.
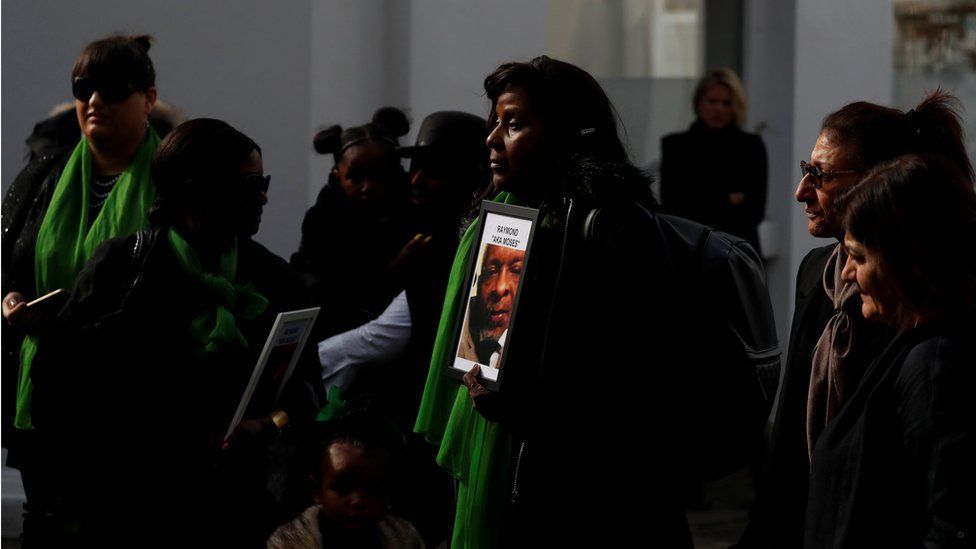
[660,120,767,253]
[805,319,976,549]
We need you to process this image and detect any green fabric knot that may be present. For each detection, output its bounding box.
[167,228,269,358]
[316,386,347,422]
[201,272,237,308]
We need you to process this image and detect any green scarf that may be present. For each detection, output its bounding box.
[414,192,518,548]
[15,130,160,430]
[317,386,347,422]
[166,228,268,357]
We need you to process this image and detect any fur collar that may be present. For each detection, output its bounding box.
[541,153,657,219]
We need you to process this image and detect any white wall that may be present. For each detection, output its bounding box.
[1,0,312,259]
[306,0,548,232]
[308,0,390,210]
[742,0,893,347]
[405,0,549,131]
[743,0,797,350]
[789,0,893,308]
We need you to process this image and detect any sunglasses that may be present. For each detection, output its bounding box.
[799,160,860,189]
[238,174,271,195]
[72,76,140,104]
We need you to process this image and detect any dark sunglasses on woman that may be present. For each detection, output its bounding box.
[238,174,271,195]
[72,76,140,104]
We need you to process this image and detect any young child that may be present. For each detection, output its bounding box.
[266,409,424,549]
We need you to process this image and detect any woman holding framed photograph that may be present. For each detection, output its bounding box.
[415,56,691,547]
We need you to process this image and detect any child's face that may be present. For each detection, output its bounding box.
[319,440,390,533]
[333,142,399,208]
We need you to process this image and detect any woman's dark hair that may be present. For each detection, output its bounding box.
[842,153,976,326]
[484,55,627,164]
[149,118,260,226]
[821,90,973,183]
[482,55,655,210]
[72,34,156,91]
[313,106,410,163]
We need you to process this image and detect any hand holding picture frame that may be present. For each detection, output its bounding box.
[447,201,539,392]
[225,307,320,440]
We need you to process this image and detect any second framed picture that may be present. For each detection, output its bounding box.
[447,201,539,392]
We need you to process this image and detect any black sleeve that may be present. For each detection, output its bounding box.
[2,151,71,443]
[895,339,976,548]
[659,135,695,218]
[1,151,69,298]
[290,194,327,289]
[739,134,768,226]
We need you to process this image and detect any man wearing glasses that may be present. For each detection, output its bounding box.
[736,129,890,548]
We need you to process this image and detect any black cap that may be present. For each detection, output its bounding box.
[398,111,487,171]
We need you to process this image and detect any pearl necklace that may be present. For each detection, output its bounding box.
[90,173,122,210]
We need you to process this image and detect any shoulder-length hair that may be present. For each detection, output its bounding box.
[484,55,628,164]
[482,56,657,211]
[842,153,976,327]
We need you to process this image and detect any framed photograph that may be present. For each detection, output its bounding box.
[225,307,320,440]
[446,201,539,391]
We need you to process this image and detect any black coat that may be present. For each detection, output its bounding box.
[805,319,976,549]
[495,156,692,547]
[740,244,890,548]
[30,230,322,546]
[660,120,767,252]
[1,144,71,462]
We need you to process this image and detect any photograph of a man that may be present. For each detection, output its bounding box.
[457,243,525,369]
